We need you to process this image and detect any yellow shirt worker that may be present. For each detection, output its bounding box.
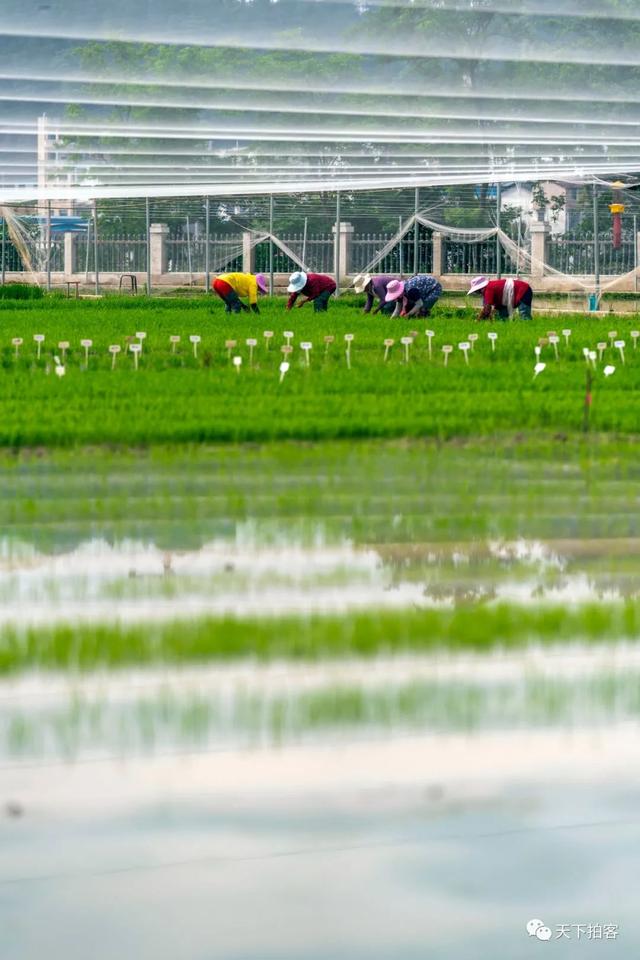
[212,272,268,313]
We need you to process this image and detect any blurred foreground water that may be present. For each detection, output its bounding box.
[1,439,639,957]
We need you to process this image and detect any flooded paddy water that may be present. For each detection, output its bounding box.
[2,439,640,957]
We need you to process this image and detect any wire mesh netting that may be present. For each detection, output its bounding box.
[2,182,640,287]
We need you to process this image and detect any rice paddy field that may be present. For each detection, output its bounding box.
[3,293,640,958]
[0,293,639,444]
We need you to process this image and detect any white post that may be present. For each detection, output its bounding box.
[530,222,550,279]
[331,220,354,281]
[149,223,169,276]
[64,232,77,276]
[432,231,443,276]
[242,231,255,273]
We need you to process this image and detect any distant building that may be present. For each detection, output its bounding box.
[500,181,581,234]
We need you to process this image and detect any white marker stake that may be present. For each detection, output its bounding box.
[615,339,626,364]
[189,334,201,358]
[33,334,45,359]
[129,342,141,370]
[170,335,180,353]
[588,350,597,369]
[284,330,294,348]
[468,332,478,352]
[631,330,639,350]
[582,347,590,363]
[548,334,559,360]
[300,341,312,367]
[12,337,22,359]
[608,330,617,348]
[534,345,541,360]
[442,345,453,367]
[81,338,92,365]
[233,355,242,373]
[345,333,354,369]
[425,329,435,359]
[225,339,237,359]
[604,364,616,377]
[458,341,470,365]
[488,331,498,352]
[533,362,546,378]
[281,345,293,359]
[54,361,65,378]
[246,337,257,367]
[136,331,147,353]
[324,335,334,355]
[597,341,607,361]
[263,330,274,350]
[279,361,290,383]
[58,340,70,363]
[383,338,394,362]
[108,344,121,369]
[562,328,572,346]
[401,335,412,363]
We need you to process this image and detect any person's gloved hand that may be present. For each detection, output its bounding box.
[251,304,260,314]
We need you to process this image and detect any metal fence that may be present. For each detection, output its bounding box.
[443,239,518,276]
[167,233,243,274]
[4,238,64,272]
[76,234,148,274]
[351,227,433,274]
[548,230,637,275]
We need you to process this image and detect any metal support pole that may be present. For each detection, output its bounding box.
[334,190,340,297]
[269,195,274,296]
[398,215,403,278]
[302,216,308,268]
[204,197,211,293]
[93,199,100,296]
[634,213,637,295]
[413,186,419,274]
[593,184,600,300]
[146,196,152,296]
[495,182,502,279]
[1,215,6,285]
[46,199,52,291]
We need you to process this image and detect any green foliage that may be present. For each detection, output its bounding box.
[1,601,638,674]
[0,283,44,301]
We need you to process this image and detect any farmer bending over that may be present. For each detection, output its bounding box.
[287,271,337,312]
[384,274,443,318]
[468,276,533,320]
[353,274,396,314]
[212,272,267,314]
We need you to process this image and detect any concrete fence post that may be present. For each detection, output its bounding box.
[530,222,550,278]
[242,231,256,273]
[432,231,443,276]
[64,233,77,276]
[149,223,169,276]
[332,221,354,278]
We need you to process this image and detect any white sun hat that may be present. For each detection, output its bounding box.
[353,273,372,294]
[287,271,308,293]
[468,276,490,295]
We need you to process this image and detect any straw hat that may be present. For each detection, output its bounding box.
[468,276,489,295]
[385,279,405,302]
[255,273,268,294]
[353,273,372,294]
[287,271,308,293]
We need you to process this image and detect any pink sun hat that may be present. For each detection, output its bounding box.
[385,279,405,302]
[468,276,489,295]
[255,273,268,294]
